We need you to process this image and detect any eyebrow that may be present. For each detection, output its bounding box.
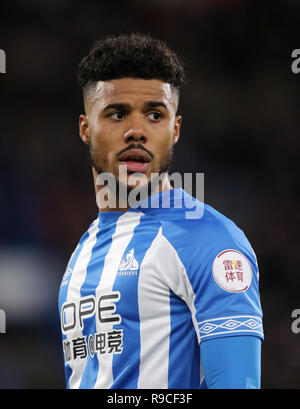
[144,101,167,110]
[103,103,130,112]
[102,100,168,112]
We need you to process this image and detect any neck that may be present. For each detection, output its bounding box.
[93,169,173,212]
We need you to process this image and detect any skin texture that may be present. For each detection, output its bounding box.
[79,78,182,211]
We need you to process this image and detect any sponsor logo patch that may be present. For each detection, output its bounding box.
[212,249,252,293]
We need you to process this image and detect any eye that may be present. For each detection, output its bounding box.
[148,112,162,121]
[110,111,125,120]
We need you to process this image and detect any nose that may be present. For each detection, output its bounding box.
[123,117,147,144]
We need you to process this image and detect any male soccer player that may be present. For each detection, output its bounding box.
[58,33,263,389]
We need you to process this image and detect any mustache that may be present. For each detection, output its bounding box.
[117,143,154,160]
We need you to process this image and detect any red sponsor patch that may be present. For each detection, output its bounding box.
[212,250,252,293]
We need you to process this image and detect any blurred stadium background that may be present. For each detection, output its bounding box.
[0,0,299,388]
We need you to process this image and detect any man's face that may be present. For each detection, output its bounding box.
[79,78,182,192]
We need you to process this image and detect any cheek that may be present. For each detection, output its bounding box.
[150,140,173,173]
[154,128,174,157]
[162,118,177,148]
[94,144,116,168]
[90,126,116,166]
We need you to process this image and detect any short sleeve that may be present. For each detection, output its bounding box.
[159,201,264,345]
[188,221,264,342]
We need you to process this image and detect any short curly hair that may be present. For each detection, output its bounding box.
[77,32,185,91]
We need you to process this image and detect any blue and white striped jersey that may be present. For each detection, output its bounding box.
[58,188,263,389]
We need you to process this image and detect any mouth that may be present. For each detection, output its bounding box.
[118,148,152,173]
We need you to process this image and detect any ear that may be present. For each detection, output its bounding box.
[79,114,90,145]
[173,115,182,144]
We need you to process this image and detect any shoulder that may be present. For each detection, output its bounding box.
[150,191,258,291]
[159,190,254,259]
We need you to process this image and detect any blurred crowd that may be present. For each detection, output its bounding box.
[0,0,299,388]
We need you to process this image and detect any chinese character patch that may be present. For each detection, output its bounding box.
[63,329,124,362]
[212,249,252,293]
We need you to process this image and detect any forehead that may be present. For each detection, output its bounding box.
[85,78,177,112]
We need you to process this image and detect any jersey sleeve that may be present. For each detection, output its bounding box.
[200,335,262,388]
[188,216,264,343]
[160,206,264,344]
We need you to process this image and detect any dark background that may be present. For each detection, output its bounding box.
[0,0,299,388]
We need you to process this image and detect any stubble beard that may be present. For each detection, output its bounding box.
[88,141,174,203]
